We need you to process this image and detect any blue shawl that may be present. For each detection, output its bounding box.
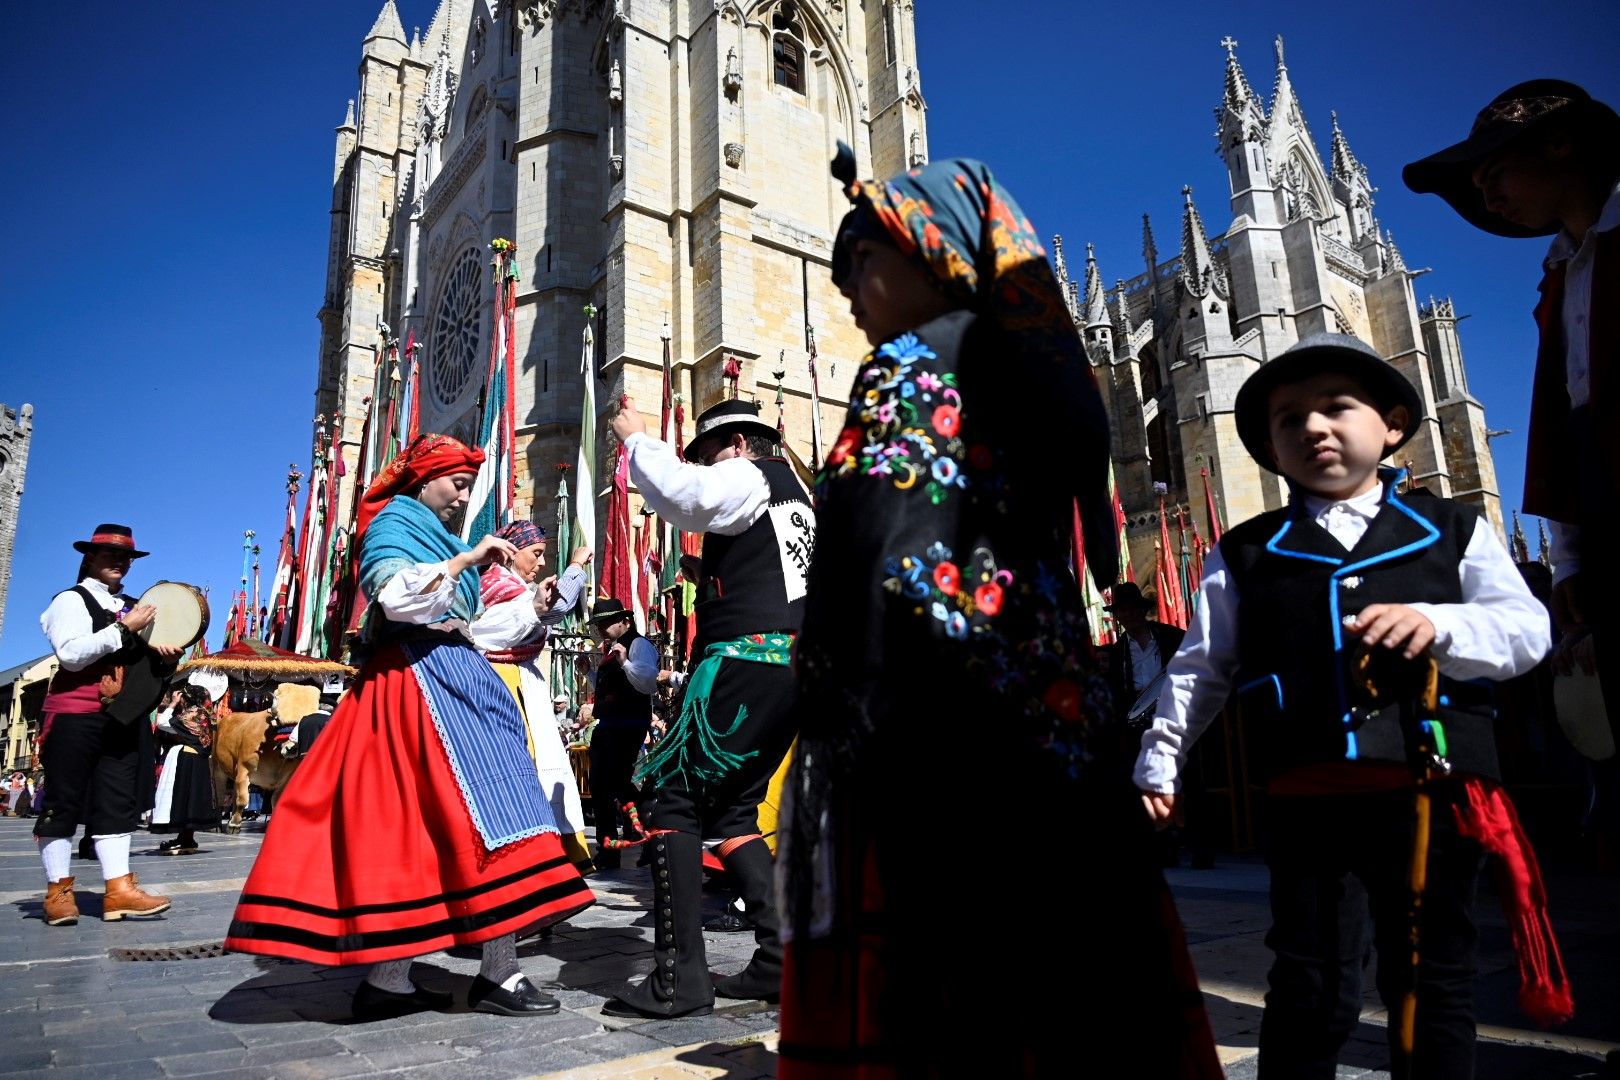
[360,496,482,632]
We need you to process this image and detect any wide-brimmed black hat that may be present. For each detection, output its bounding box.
[681,399,780,462]
[72,523,150,559]
[589,597,633,625]
[1234,333,1423,474]
[1403,79,1620,238]
[1104,582,1153,611]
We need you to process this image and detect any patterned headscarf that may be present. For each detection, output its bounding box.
[355,434,485,547]
[494,519,547,549]
[829,152,1118,579]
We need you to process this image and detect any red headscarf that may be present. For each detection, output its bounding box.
[355,434,485,547]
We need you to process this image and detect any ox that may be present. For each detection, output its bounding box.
[211,681,313,833]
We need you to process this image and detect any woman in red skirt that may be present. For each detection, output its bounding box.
[226,435,594,1021]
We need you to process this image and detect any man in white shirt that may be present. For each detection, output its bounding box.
[35,524,182,926]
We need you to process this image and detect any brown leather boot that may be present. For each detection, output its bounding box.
[44,877,79,926]
[102,873,171,921]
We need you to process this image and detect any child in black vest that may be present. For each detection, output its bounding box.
[1134,333,1556,1079]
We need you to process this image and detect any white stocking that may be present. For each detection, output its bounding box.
[38,837,71,882]
[92,833,131,880]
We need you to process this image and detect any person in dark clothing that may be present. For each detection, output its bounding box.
[1405,79,1620,872]
[599,396,808,1019]
[584,598,656,872]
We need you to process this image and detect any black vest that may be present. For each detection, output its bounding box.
[695,457,814,644]
[1221,482,1500,781]
[594,629,652,728]
[66,586,171,725]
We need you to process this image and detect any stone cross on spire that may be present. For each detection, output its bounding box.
[1220,36,1239,58]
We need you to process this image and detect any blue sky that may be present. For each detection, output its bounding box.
[2,1,1616,669]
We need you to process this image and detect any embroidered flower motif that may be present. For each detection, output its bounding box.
[932,404,961,438]
[974,581,1004,616]
[933,560,960,595]
[1042,679,1083,724]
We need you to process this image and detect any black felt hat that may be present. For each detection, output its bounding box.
[72,523,150,559]
[1234,333,1423,474]
[1402,79,1620,238]
[589,597,633,625]
[1103,582,1153,612]
[681,399,780,462]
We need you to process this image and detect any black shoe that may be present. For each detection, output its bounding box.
[351,980,453,1021]
[703,909,754,933]
[593,849,621,872]
[600,995,713,1019]
[468,974,560,1016]
[711,967,781,1003]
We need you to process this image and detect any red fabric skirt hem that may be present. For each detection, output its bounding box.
[225,644,594,967]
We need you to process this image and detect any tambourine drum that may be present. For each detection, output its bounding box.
[135,581,211,650]
[1553,663,1614,762]
[1126,671,1169,735]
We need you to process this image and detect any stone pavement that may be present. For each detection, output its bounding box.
[0,816,1614,1078]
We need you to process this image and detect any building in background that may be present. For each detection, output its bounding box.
[0,403,35,644]
[312,0,925,529]
[0,654,54,772]
[1053,36,1504,579]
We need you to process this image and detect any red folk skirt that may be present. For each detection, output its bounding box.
[225,644,593,967]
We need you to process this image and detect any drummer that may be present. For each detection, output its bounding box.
[34,524,182,927]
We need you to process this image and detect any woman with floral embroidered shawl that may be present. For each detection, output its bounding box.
[775,150,1222,1076]
[226,435,593,1022]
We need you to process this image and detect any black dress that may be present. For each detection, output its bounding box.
[150,704,216,833]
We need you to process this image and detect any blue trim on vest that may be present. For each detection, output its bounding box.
[1237,674,1284,712]
[1259,469,1444,763]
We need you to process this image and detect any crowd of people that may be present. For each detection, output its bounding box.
[20,76,1617,1076]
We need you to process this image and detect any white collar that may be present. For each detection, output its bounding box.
[1545,179,1620,266]
[78,577,120,598]
[1299,482,1386,523]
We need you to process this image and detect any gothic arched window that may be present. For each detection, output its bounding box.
[429,247,485,408]
[773,3,805,94]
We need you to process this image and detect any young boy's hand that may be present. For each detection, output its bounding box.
[1344,603,1436,659]
[1140,791,1181,830]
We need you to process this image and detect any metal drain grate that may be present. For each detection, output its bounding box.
[109,941,227,962]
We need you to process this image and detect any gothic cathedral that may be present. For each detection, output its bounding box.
[314,0,924,527]
[1052,37,1504,580]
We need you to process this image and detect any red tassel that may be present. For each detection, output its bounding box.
[1452,778,1575,1027]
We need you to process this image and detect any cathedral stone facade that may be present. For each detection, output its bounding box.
[315,0,925,529]
[0,402,34,644]
[1053,38,1504,581]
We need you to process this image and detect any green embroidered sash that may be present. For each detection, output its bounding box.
[635,632,794,790]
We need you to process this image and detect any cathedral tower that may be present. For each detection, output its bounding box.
[0,403,34,643]
[316,0,922,539]
[1055,36,1504,580]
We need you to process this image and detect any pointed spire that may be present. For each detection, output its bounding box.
[1142,213,1159,270]
[409,26,422,61]
[1384,228,1405,273]
[1217,36,1266,150]
[1537,518,1552,569]
[1329,110,1366,185]
[1050,235,1078,320]
[1179,186,1216,296]
[1511,511,1530,564]
[1268,34,1298,124]
[1083,243,1109,329]
[1113,278,1133,338]
[366,0,407,45]
[341,99,357,130]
